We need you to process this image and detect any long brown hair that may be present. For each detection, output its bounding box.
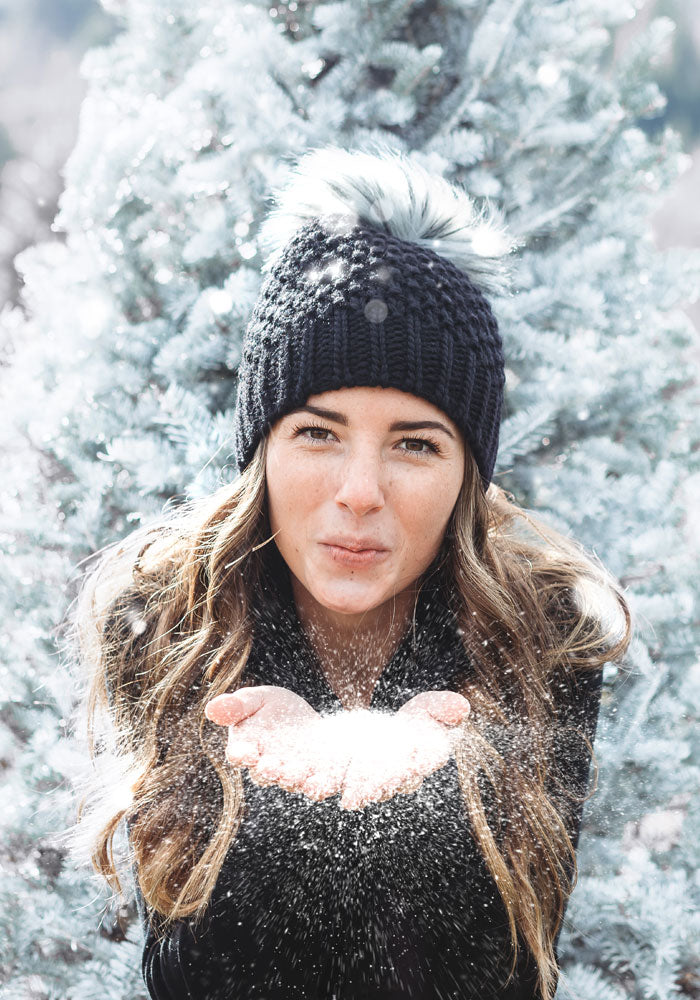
[66,435,632,1000]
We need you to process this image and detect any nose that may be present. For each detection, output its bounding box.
[334,446,385,516]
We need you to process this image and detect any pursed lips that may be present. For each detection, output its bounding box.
[321,538,389,552]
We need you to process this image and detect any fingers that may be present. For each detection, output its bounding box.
[208,688,330,799]
[249,752,335,801]
[246,718,335,800]
[285,717,350,800]
[402,739,446,781]
[205,689,266,726]
[392,749,427,796]
[226,739,262,767]
[339,733,432,810]
[205,685,318,727]
[397,773,425,795]
[216,694,466,810]
[302,750,349,800]
[249,739,307,785]
[398,742,431,788]
[249,753,306,787]
[400,690,471,726]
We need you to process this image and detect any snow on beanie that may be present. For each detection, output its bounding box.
[232,142,518,490]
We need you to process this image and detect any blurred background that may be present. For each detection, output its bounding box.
[1,0,698,327]
[0,0,113,310]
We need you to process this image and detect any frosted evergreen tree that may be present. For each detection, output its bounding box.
[1,1,699,998]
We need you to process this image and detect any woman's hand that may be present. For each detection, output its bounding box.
[205,687,351,799]
[338,690,471,810]
[205,687,470,809]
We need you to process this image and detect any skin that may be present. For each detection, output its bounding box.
[206,386,471,809]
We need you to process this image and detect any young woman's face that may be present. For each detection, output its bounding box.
[265,386,466,621]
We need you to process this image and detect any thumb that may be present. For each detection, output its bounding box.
[205,689,265,727]
[400,691,471,726]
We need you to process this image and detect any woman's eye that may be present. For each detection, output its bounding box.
[291,423,334,443]
[290,423,441,456]
[401,437,439,455]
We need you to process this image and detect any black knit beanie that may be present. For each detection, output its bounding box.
[233,144,516,490]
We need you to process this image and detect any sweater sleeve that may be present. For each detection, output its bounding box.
[546,663,605,966]
[546,663,604,853]
[127,819,213,1000]
[138,906,204,1000]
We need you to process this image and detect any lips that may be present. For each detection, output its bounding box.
[321,537,388,552]
[321,542,391,567]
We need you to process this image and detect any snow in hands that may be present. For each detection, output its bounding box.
[205,686,471,811]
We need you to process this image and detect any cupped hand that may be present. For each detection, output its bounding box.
[205,686,470,810]
[338,690,471,810]
[205,686,351,800]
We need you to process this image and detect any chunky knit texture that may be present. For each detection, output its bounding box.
[233,214,505,488]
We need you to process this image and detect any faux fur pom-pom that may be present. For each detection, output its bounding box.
[256,141,520,298]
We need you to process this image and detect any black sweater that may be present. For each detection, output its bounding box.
[128,553,604,1000]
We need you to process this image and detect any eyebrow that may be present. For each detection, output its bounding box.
[287,404,456,440]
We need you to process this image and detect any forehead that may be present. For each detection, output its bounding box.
[302,386,459,429]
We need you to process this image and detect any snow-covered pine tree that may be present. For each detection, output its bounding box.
[1,1,698,997]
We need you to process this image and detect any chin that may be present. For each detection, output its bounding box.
[310,577,389,615]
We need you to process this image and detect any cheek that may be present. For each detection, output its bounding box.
[266,455,326,528]
[403,495,445,537]
[394,473,460,550]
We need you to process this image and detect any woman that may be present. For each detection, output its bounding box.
[71,144,632,1000]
